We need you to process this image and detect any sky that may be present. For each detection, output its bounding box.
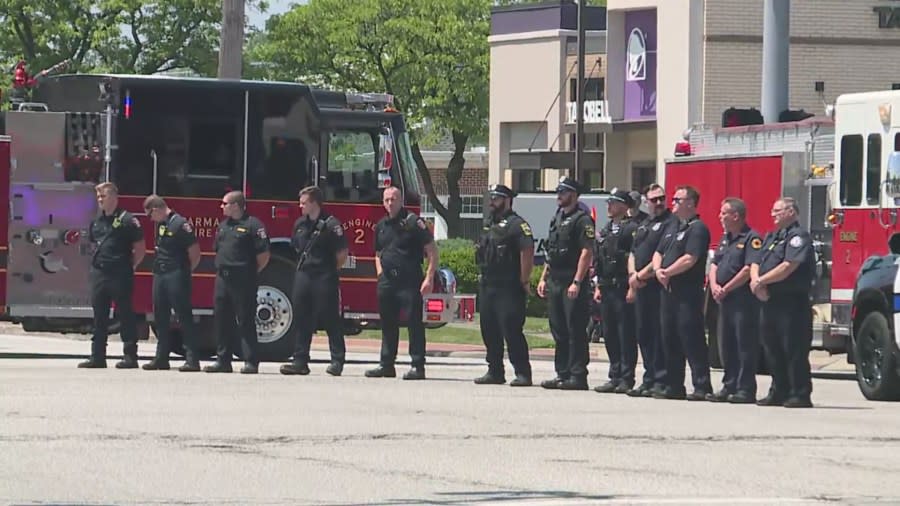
[248,0,307,29]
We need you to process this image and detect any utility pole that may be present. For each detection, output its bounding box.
[761,0,790,123]
[218,0,245,79]
[574,0,585,182]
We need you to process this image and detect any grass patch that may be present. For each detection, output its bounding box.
[354,316,555,349]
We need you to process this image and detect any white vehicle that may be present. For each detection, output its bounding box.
[511,192,612,262]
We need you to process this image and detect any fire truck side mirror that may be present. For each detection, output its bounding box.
[885,151,900,202]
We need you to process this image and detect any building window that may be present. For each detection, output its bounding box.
[839,135,863,206]
[866,134,882,205]
[460,195,483,215]
[569,78,604,102]
[631,163,656,193]
[512,169,541,192]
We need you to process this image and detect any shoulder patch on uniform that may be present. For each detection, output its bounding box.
[182,221,193,233]
[158,224,166,237]
[258,227,268,239]
[789,235,803,247]
[333,224,343,236]
[520,222,533,236]
[584,223,595,238]
[130,216,141,228]
[750,237,762,249]
[652,222,661,231]
[417,218,427,230]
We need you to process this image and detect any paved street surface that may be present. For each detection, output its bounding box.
[2,331,899,505]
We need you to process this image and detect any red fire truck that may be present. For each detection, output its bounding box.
[0,73,475,361]
[665,90,900,399]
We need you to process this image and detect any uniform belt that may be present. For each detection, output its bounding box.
[153,262,185,274]
[92,261,130,272]
[217,266,255,277]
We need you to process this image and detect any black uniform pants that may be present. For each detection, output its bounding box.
[547,277,590,379]
[635,282,666,389]
[377,278,426,368]
[761,292,812,399]
[718,291,760,396]
[152,268,196,362]
[600,284,637,385]
[660,285,711,394]
[90,267,137,359]
[214,267,258,365]
[478,282,531,378]
[291,270,345,364]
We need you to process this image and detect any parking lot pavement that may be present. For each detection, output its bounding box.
[2,330,899,505]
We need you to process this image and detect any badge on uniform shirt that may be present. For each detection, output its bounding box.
[750,238,762,249]
[584,224,595,238]
[520,222,532,236]
[652,222,661,231]
[736,243,744,249]
[499,219,508,228]
[333,225,343,236]
[676,231,685,241]
[789,236,803,247]
[236,227,247,233]
[112,216,122,229]
[258,228,268,239]
[158,225,166,237]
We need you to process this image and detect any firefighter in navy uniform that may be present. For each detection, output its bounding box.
[652,185,713,400]
[751,197,815,408]
[593,189,639,394]
[537,177,595,391]
[473,184,535,387]
[281,186,349,377]
[366,186,439,381]
[142,195,202,372]
[79,182,146,369]
[707,198,762,403]
[205,191,270,375]
[626,184,676,397]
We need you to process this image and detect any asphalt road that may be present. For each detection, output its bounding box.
[2,333,899,505]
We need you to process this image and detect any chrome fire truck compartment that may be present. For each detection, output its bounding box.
[664,119,839,353]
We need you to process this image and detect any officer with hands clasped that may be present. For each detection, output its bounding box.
[652,185,713,400]
[593,189,639,394]
[79,182,146,369]
[281,186,348,377]
[474,184,535,387]
[750,197,815,408]
[142,195,202,372]
[707,197,762,403]
[205,191,270,375]
[537,177,595,391]
[366,186,439,381]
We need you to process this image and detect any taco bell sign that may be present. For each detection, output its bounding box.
[624,9,657,120]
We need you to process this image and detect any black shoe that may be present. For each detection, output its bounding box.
[686,390,711,401]
[614,382,634,394]
[593,381,619,393]
[727,391,756,404]
[474,372,506,385]
[510,374,532,387]
[178,361,201,372]
[240,362,258,374]
[706,389,730,403]
[365,365,397,378]
[326,362,344,377]
[757,392,787,407]
[626,383,652,397]
[142,359,170,371]
[77,357,107,369]
[403,367,425,380]
[203,361,233,373]
[559,378,589,391]
[115,355,139,369]
[540,377,566,389]
[783,396,813,408]
[653,388,687,400]
[280,362,310,375]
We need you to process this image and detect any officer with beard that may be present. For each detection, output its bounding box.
[474,184,535,387]
[593,189,639,394]
[537,177,595,390]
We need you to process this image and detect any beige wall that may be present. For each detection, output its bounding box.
[703,0,900,126]
[604,129,657,189]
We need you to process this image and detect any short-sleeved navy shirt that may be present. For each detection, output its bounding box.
[711,225,762,297]
[214,213,269,269]
[291,211,348,275]
[375,208,433,283]
[90,208,143,271]
[153,211,197,271]
[656,215,710,291]
[755,221,814,295]
[631,209,676,272]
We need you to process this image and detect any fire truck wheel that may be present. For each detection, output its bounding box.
[252,256,297,361]
[854,311,900,401]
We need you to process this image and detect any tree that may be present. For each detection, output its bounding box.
[218,0,244,78]
[251,0,489,238]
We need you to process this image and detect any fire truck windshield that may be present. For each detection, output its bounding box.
[396,131,422,203]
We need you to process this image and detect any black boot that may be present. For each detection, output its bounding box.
[593,380,619,393]
[402,366,425,380]
[115,355,139,369]
[240,362,258,374]
[280,361,310,375]
[474,371,506,385]
[365,365,397,378]
[203,361,233,373]
[78,357,107,369]
[142,358,170,371]
[326,361,344,376]
[178,361,201,372]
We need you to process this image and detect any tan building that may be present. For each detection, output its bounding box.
[490,0,900,192]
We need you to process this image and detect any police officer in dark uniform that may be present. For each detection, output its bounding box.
[366,186,439,380]
[474,184,535,387]
[751,197,815,408]
[628,190,648,222]
[626,184,675,397]
[79,182,146,369]
[205,191,270,374]
[593,189,639,394]
[142,195,202,372]
[652,185,712,400]
[537,177,595,390]
[707,197,762,403]
[281,186,348,377]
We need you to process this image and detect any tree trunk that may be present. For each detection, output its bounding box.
[410,133,469,239]
[218,0,244,79]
